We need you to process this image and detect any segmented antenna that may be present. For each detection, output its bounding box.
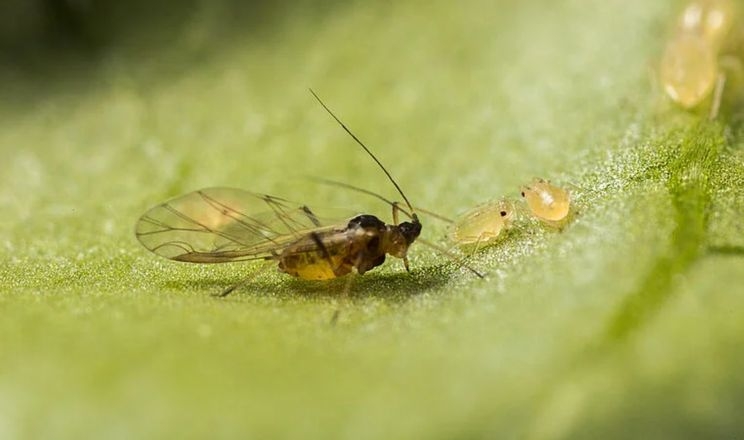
[309,176,455,223]
[309,89,418,220]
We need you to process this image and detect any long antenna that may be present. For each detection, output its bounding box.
[309,88,417,220]
[309,176,455,223]
[308,176,414,219]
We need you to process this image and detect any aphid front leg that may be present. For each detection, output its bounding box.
[710,55,744,119]
[709,71,726,119]
[402,256,412,273]
[389,201,412,272]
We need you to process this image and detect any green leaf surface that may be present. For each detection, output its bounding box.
[2,0,743,438]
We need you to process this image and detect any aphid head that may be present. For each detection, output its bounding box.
[399,218,422,245]
[384,219,421,258]
[497,200,516,227]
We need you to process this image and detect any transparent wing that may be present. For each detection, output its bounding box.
[135,187,345,263]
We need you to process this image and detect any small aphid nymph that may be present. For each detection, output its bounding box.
[660,0,739,114]
[450,200,515,248]
[660,32,718,109]
[520,178,571,225]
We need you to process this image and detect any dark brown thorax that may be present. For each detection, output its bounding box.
[277,214,422,280]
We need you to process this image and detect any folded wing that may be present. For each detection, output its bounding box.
[135,187,340,263]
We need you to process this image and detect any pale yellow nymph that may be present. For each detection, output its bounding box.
[450,200,515,247]
[520,179,571,224]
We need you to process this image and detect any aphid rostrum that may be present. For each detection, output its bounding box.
[136,90,426,296]
[520,178,571,226]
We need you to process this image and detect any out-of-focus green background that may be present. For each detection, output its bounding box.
[2,0,744,438]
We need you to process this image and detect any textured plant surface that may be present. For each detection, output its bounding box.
[2,0,743,438]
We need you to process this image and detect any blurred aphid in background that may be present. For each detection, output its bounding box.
[659,0,742,118]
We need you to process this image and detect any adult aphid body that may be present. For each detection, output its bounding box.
[135,90,423,296]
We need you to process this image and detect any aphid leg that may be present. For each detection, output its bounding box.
[310,232,333,264]
[469,234,486,258]
[403,256,412,273]
[331,256,362,326]
[391,201,402,225]
[301,205,322,227]
[417,237,485,278]
[333,272,357,325]
[216,260,274,297]
[390,201,413,272]
[393,203,412,273]
[310,229,353,321]
[709,55,744,120]
[709,71,726,120]
[329,309,341,326]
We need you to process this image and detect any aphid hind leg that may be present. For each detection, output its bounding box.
[709,71,726,120]
[216,260,274,297]
[330,256,362,326]
[402,257,412,273]
[709,55,744,120]
[329,276,354,326]
[469,234,487,258]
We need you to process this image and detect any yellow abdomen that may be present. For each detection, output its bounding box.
[277,234,354,280]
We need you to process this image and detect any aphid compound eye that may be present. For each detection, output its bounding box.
[500,211,507,217]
